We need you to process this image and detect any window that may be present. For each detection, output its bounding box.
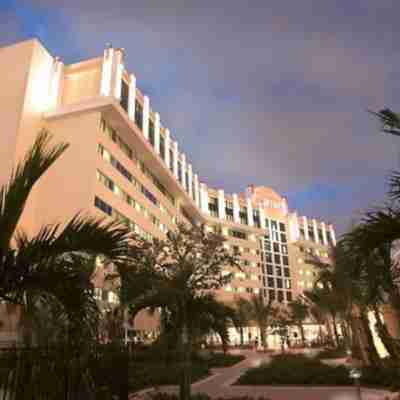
[266,264,274,275]
[281,233,287,243]
[160,135,165,160]
[169,149,174,172]
[281,244,288,254]
[300,228,305,239]
[284,268,290,277]
[308,229,315,241]
[286,292,293,302]
[276,278,283,289]
[274,254,281,264]
[185,172,189,193]
[239,208,248,225]
[95,196,112,216]
[271,220,278,230]
[229,230,247,240]
[149,119,155,147]
[318,229,324,243]
[285,279,291,289]
[269,290,276,301]
[266,253,272,263]
[282,256,289,266]
[120,79,129,112]
[277,291,284,302]
[135,100,143,130]
[208,198,218,218]
[273,243,280,253]
[177,161,183,184]
[268,277,275,288]
[272,231,280,241]
[264,240,271,251]
[279,222,286,232]
[275,266,282,276]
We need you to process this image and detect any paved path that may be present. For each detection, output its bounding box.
[134,350,395,400]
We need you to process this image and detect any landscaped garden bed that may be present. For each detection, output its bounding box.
[235,354,400,391]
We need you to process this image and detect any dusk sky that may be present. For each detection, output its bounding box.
[1,1,399,235]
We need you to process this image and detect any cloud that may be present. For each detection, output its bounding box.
[3,0,400,234]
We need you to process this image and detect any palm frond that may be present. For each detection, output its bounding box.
[0,130,68,249]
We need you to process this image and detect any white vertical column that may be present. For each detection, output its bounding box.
[259,207,266,229]
[217,190,226,220]
[128,74,136,121]
[194,174,200,206]
[313,219,319,244]
[100,44,114,96]
[49,57,64,109]
[321,222,328,245]
[113,48,124,100]
[329,224,336,246]
[232,194,240,223]
[181,154,187,190]
[246,198,254,227]
[143,96,150,140]
[188,164,193,199]
[200,184,210,214]
[164,129,171,168]
[302,216,309,241]
[172,141,179,180]
[154,112,160,154]
[288,212,300,242]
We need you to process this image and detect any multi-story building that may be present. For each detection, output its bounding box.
[0,39,336,345]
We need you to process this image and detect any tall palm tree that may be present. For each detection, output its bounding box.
[288,298,308,347]
[247,293,275,350]
[370,108,400,137]
[124,222,239,400]
[232,296,252,346]
[0,130,130,345]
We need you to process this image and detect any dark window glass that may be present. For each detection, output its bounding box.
[277,291,284,302]
[274,254,281,264]
[94,196,112,216]
[266,253,272,263]
[286,291,292,302]
[276,266,282,276]
[269,290,276,301]
[279,222,286,232]
[268,277,275,288]
[281,244,288,254]
[300,228,305,239]
[120,80,129,112]
[284,268,290,277]
[276,278,283,289]
[318,229,324,243]
[271,220,278,230]
[309,229,315,241]
[185,172,189,193]
[141,186,158,206]
[178,161,182,183]
[282,256,289,266]
[281,233,287,243]
[230,230,247,240]
[273,243,280,253]
[267,264,274,275]
[239,208,248,225]
[169,149,174,172]
[135,100,143,130]
[149,120,155,147]
[264,240,271,251]
[208,198,218,217]
[160,135,165,161]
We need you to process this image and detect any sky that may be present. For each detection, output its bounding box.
[1,0,400,235]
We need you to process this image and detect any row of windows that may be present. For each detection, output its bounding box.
[298,247,329,258]
[264,241,288,254]
[94,196,153,241]
[299,226,334,245]
[262,253,289,266]
[100,117,176,206]
[98,144,175,223]
[96,170,169,234]
[229,229,247,240]
[263,276,291,290]
[262,264,291,277]
[264,289,292,303]
[225,286,261,294]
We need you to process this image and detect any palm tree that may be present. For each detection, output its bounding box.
[123,222,239,400]
[247,293,275,351]
[0,130,130,345]
[288,298,308,347]
[370,108,400,137]
[232,296,251,346]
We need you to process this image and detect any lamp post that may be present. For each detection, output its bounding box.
[349,368,362,400]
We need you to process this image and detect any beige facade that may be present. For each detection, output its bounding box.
[0,39,336,341]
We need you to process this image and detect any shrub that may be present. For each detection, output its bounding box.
[206,353,245,368]
[316,346,348,359]
[360,365,400,391]
[236,354,352,386]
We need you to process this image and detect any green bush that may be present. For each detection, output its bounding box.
[360,365,400,391]
[236,354,352,386]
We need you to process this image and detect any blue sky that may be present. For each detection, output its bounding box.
[1,0,400,234]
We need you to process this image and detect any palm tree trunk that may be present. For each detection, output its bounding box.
[331,314,340,347]
[239,327,244,346]
[350,316,368,364]
[179,319,191,400]
[359,312,381,367]
[372,305,400,361]
[298,323,306,347]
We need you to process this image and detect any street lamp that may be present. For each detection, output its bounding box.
[349,368,362,400]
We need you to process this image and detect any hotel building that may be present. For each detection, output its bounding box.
[0,39,336,344]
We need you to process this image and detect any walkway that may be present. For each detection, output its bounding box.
[134,350,395,400]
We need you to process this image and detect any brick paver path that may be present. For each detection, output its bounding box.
[134,349,395,400]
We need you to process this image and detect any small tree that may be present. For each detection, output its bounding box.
[248,294,275,351]
[289,299,308,347]
[123,223,239,400]
[233,296,252,346]
[271,308,291,353]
